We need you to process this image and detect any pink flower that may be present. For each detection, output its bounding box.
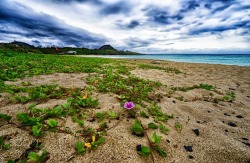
[124,102,135,110]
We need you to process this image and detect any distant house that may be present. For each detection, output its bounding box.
[67,50,77,54]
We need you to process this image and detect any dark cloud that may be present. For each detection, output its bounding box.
[124,37,152,48]
[179,0,200,13]
[127,20,140,29]
[0,0,107,47]
[189,20,250,35]
[145,7,183,25]
[116,20,140,29]
[44,0,103,5]
[100,2,132,15]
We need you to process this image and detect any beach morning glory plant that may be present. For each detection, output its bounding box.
[124,102,135,110]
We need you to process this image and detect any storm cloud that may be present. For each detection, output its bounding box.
[0,0,249,53]
[0,0,107,48]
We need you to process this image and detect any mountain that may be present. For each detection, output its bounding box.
[11,41,34,47]
[98,45,117,51]
[0,41,140,55]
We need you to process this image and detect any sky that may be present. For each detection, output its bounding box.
[0,0,250,54]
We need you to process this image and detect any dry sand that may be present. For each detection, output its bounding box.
[0,59,250,163]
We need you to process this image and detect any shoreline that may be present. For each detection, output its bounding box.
[70,54,249,67]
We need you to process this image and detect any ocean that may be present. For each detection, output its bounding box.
[90,54,250,67]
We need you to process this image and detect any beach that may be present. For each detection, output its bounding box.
[1,57,250,163]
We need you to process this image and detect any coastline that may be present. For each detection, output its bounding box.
[1,55,250,162]
[73,54,250,67]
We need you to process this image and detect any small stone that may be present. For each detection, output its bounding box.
[224,113,230,116]
[196,121,200,124]
[184,146,193,152]
[192,129,200,136]
[173,100,176,103]
[88,118,95,122]
[225,129,228,132]
[132,131,144,137]
[228,122,237,127]
[116,117,120,120]
[242,142,250,147]
[242,138,249,141]
[236,115,244,118]
[207,110,211,113]
[247,96,250,98]
[166,139,170,143]
[188,155,194,159]
[136,145,142,151]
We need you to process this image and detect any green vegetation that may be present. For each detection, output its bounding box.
[159,123,169,135]
[131,119,144,136]
[140,111,149,118]
[28,150,48,162]
[86,67,162,104]
[0,49,113,82]
[147,102,174,122]
[139,64,181,74]
[137,145,151,156]
[148,122,158,129]
[222,91,236,102]
[0,136,11,150]
[171,83,216,92]
[0,113,12,122]
[0,49,237,162]
[151,132,167,157]
[0,42,139,56]
[175,122,183,132]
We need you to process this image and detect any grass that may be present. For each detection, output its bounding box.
[0,49,114,82]
[139,64,182,74]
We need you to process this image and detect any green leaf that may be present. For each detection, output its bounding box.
[39,150,48,161]
[151,132,161,145]
[47,119,57,128]
[76,141,86,154]
[0,113,12,121]
[7,160,14,163]
[62,102,71,109]
[95,112,106,121]
[155,146,167,157]
[3,143,10,150]
[75,119,84,126]
[32,125,43,137]
[28,152,40,161]
[148,122,158,129]
[16,113,29,123]
[91,137,105,150]
[159,123,169,134]
[140,111,149,118]
[131,119,144,134]
[95,137,105,145]
[108,111,117,119]
[28,103,36,109]
[139,146,151,156]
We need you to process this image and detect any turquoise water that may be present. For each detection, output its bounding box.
[94,54,250,66]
